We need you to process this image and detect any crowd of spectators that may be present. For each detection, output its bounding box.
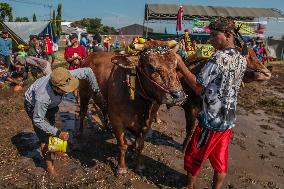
[0,29,54,87]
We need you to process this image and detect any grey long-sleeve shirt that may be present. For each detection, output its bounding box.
[25,67,100,136]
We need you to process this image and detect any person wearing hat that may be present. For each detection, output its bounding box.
[80,33,91,53]
[17,44,28,57]
[24,67,104,176]
[103,35,110,52]
[43,33,55,64]
[64,33,86,70]
[0,29,13,70]
[92,32,104,52]
[176,18,249,189]
[15,55,52,80]
[13,44,28,74]
[28,35,44,58]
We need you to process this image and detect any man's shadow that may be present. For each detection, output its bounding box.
[146,128,183,150]
[69,126,186,188]
[11,132,44,168]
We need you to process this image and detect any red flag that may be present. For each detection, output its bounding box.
[176,6,184,34]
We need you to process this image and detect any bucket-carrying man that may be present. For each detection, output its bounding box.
[177,19,254,189]
[24,67,106,176]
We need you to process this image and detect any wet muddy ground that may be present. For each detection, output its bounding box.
[0,63,283,189]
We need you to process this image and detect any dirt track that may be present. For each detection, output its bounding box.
[0,63,283,189]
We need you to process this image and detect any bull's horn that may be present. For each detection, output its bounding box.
[133,44,144,51]
[166,40,178,48]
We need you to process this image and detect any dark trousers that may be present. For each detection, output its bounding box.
[0,54,11,69]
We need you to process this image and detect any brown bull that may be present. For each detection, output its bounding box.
[179,47,272,152]
[79,41,187,174]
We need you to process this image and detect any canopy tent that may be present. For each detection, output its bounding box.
[0,21,56,49]
[145,4,284,21]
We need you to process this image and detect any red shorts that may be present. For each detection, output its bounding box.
[184,123,232,176]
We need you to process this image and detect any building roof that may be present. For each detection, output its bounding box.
[145,4,284,21]
[118,24,153,35]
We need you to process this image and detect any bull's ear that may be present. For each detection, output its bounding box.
[111,55,139,69]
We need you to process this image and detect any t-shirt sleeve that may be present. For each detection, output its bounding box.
[196,53,220,88]
[64,47,70,60]
[70,67,100,92]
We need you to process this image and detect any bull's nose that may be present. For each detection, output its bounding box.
[170,90,184,99]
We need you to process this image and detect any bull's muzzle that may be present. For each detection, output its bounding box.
[162,89,187,107]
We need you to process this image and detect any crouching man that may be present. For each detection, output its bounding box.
[24,67,105,176]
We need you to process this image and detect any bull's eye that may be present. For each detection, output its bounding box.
[148,64,157,72]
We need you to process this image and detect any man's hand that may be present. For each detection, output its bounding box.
[59,131,69,141]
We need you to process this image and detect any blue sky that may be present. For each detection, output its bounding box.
[2,0,284,38]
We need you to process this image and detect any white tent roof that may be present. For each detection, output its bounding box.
[4,21,50,43]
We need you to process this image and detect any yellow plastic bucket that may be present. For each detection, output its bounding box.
[48,136,68,153]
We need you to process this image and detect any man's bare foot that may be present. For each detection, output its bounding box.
[46,160,57,177]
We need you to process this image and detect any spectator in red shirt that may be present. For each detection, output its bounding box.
[44,33,55,64]
[64,33,87,70]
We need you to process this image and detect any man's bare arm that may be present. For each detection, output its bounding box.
[176,55,204,96]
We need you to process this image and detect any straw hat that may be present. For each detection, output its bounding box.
[50,67,79,93]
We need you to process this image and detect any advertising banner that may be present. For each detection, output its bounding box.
[196,44,214,58]
[192,20,266,37]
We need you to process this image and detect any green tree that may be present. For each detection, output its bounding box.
[71,18,105,34]
[0,3,12,21]
[52,10,57,37]
[14,17,29,22]
[8,15,13,22]
[55,4,62,38]
[101,25,117,35]
[32,13,37,22]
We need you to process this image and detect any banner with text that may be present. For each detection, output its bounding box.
[191,20,265,37]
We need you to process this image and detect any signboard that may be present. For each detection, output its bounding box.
[192,20,210,34]
[192,20,210,28]
[235,21,265,35]
[191,19,266,37]
[196,44,214,58]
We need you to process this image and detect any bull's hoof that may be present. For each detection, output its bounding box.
[117,167,127,175]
